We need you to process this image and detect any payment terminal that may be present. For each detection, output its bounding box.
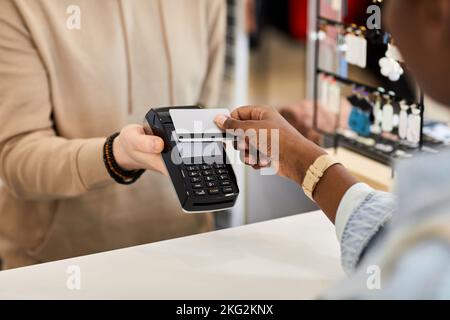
[144,106,239,213]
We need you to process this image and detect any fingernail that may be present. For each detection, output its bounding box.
[154,139,164,152]
[259,158,270,167]
[214,114,228,128]
[248,154,257,165]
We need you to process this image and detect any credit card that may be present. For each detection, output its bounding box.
[169,108,231,142]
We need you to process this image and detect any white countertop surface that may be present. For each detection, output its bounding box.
[0,211,344,300]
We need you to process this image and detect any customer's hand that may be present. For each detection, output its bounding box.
[214,106,325,185]
[216,106,358,222]
[113,124,168,175]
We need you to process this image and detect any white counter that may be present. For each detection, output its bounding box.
[0,211,344,299]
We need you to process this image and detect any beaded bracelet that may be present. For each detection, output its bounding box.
[103,132,145,185]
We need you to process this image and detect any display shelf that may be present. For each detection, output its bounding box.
[313,0,426,166]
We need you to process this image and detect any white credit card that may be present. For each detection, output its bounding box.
[169,108,231,142]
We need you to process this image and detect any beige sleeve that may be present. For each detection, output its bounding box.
[0,0,113,200]
[198,0,226,107]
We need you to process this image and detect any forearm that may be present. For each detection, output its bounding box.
[288,138,396,274]
[0,131,112,200]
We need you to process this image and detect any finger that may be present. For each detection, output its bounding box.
[215,105,269,130]
[214,114,227,129]
[237,138,247,151]
[251,159,271,171]
[258,154,271,167]
[238,150,253,166]
[243,149,258,166]
[132,133,165,154]
[131,152,168,175]
[230,106,268,121]
[232,138,239,150]
[232,137,249,151]
[238,148,266,168]
[214,115,261,132]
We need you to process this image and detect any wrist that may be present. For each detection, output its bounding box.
[104,133,145,185]
[113,135,138,171]
[285,136,326,186]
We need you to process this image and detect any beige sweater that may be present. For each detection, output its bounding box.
[0,0,225,269]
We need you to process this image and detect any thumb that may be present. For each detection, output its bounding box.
[147,135,165,153]
[214,114,229,129]
[214,114,248,131]
[133,134,165,154]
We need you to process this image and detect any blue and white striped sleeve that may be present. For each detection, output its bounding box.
[335,183,397,274]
